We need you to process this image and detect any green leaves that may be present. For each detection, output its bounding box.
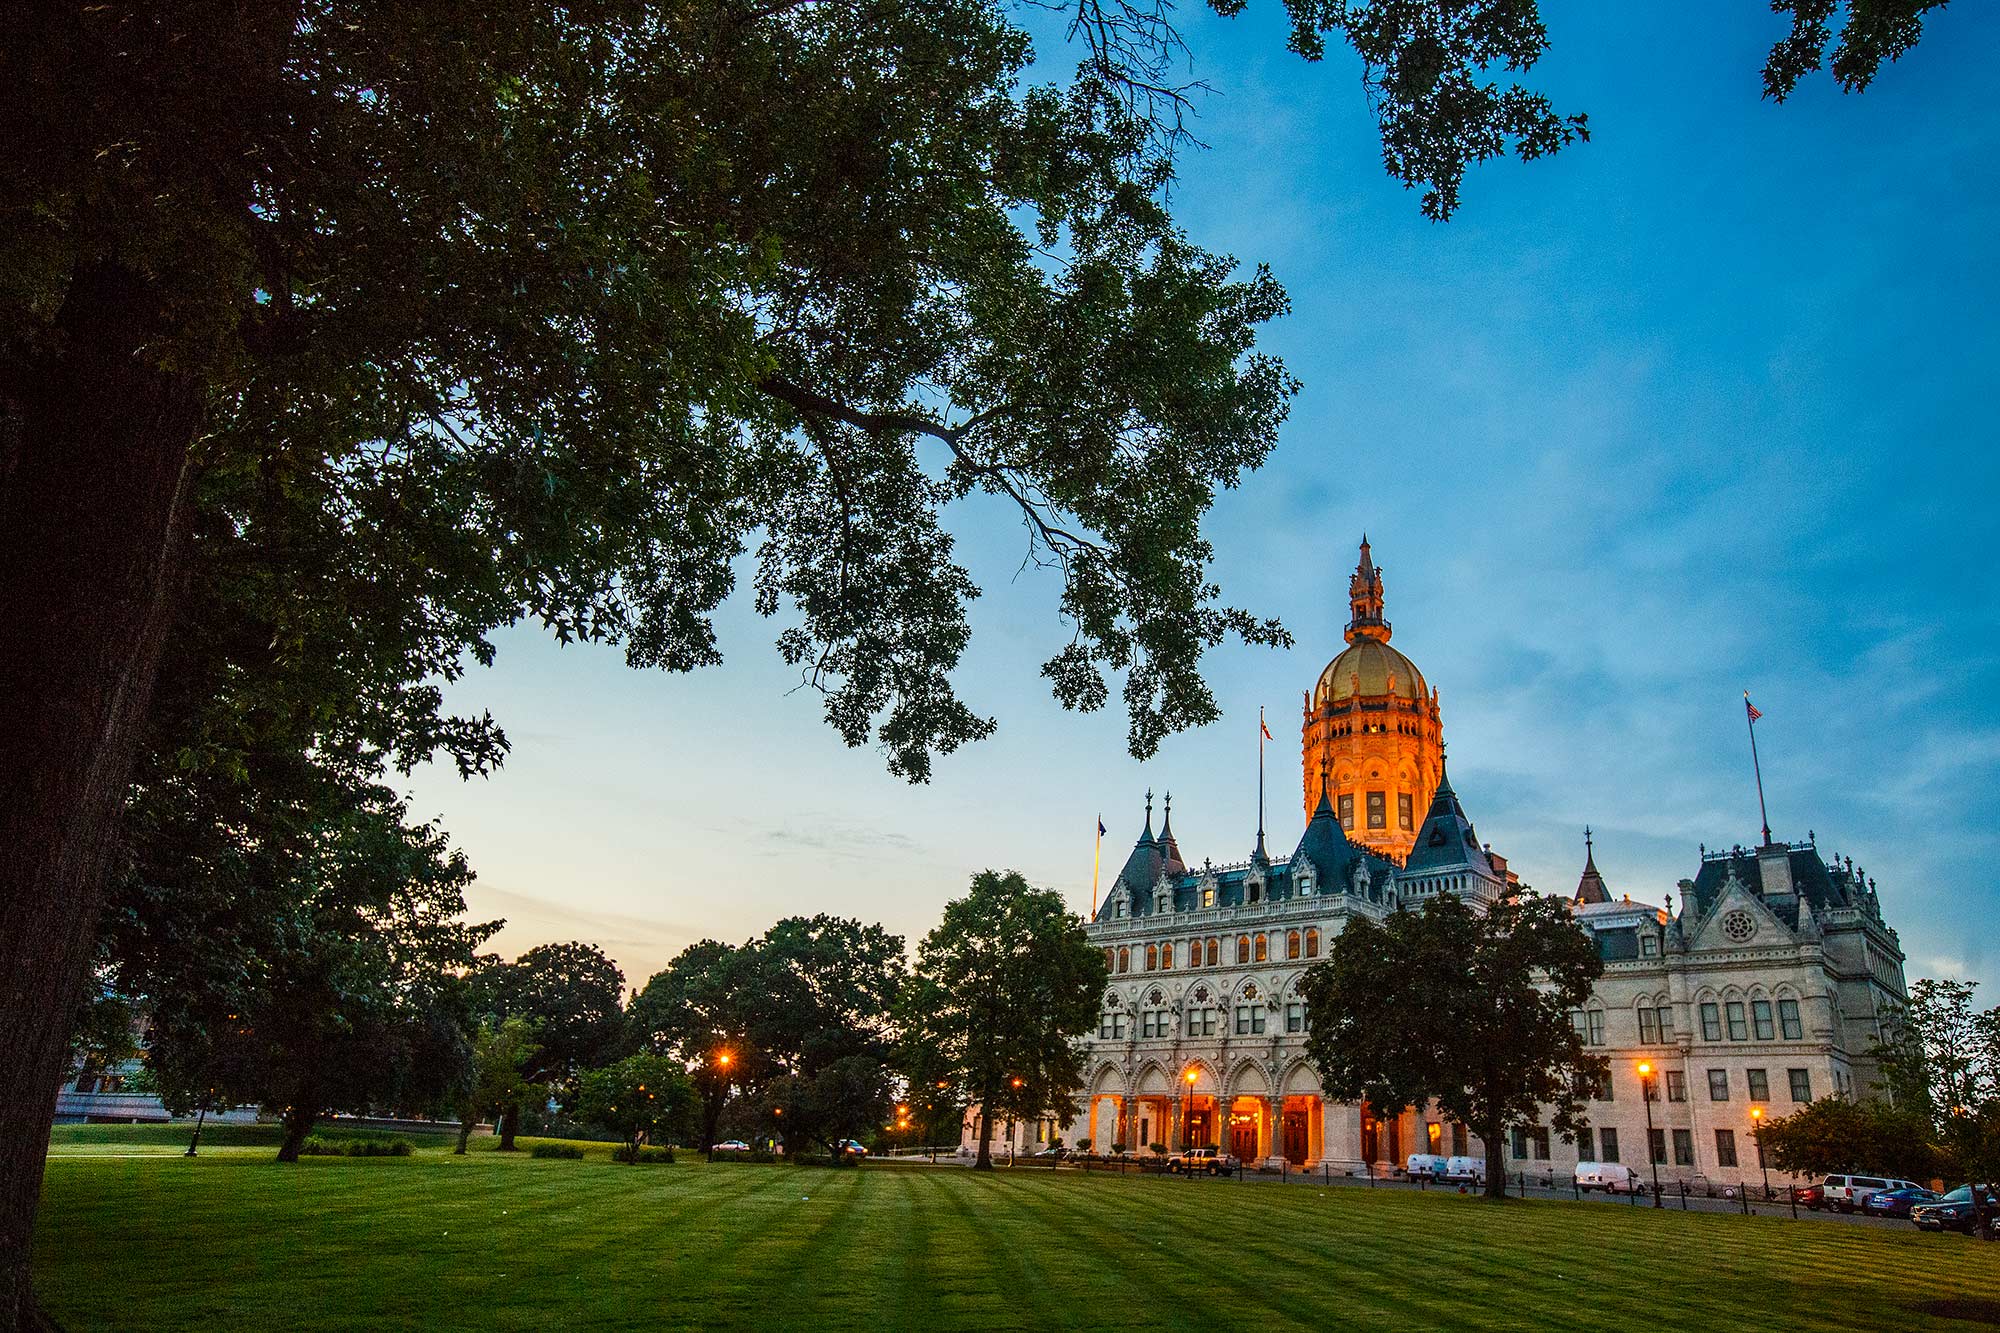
[901,870,1109,1162]
[1299,891,1605,1177]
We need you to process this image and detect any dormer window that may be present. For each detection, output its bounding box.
[1201,886,1215,909]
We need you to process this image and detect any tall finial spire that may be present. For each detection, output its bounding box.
[1574,826,1611,904]
[1346,535,1389,645]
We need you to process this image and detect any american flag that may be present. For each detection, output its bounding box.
[1744,694,1762,722]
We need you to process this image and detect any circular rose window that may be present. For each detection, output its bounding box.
[1722,909,1755,943]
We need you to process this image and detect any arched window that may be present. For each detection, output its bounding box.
[1117,947,1129,973]
[1305,928,1320,959]
[1287,931,1301,960]
[1145,945,1158,971]
[1236,935,1251,964]
[1161,943,1174,969]
[1206,938,1220,967]
[1189,937,1202,967]
[1254,934,1268,962]
[1104,948,1114,971]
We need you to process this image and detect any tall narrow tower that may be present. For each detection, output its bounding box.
[1300,537,1444,862]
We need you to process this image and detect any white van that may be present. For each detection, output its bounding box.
[1406,1153,1450,1181]
[1817,1174,1923,1213]
[1443,1155,1487,1184]
[1575,1161,1640,1194]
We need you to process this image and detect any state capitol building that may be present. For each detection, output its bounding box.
[974,540,1910,1187]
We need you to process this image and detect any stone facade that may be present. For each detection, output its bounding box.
[968,540,1909,1189]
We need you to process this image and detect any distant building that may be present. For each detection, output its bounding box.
[971,539,1908,1188]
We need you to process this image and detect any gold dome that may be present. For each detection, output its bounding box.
[1315,639,1428,706]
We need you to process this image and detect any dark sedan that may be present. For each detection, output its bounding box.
[1863,1186,1940,1218]
[1911,1183,1999,1234]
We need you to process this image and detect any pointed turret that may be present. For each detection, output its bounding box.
[1157,792,1187,876]
[1295,769,1358,885]
[1097,791,1166,920]
[1573,827,1612,905]
[1404,756,1490,873]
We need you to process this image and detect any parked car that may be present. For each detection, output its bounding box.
[710,1139,751,1153]
[1911,1183,1999,1234]
[1816,1174,1924,1213]
[1575,1161,1642,1194]
[1794,1182,1826,1210]
[1167,1146,1235,1176]
[1406,1154,1451,1181]
[1863,1186,1941,1218]
[836,1139,869,1159]
[1443,1156,1487,1185]
[1030,1145,1067,1160]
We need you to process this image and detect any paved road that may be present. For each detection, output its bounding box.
[888,1155,1928,1231]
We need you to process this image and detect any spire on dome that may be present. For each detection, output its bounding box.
[1346,535,1390,645]
[1574,826,1612,905]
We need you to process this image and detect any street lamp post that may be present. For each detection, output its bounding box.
[1750,1106,1770,1198]
[1638,1061,1663,1208]
[705,1050,733,1162]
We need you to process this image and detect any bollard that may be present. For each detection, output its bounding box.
[1679,1182,1688,1211]
[1282,1160,1288,1183]
[1367,1164,1375,1189]
[1740,1186,1750,1216]
[1572,1179,1579,1202]
[1789,1186,1798,1221]
[1629,1182,1637,1206]
[1518,1172,1526,1200]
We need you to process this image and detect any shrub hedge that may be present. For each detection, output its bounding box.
[529,1143,585,1160]
[298,1135,413,1157]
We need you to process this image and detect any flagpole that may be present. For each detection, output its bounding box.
[1091,814,1103,916]
[1745,692,1771,846]
[1258,707,1266,849]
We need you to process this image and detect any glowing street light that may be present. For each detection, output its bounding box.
[1637,1061,1663,1208]
[1750,1106,1770,1198]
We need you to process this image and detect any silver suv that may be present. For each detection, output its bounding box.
[1816,1173,1922,1213]
[1167,1146,1236,1176]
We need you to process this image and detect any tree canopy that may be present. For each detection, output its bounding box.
[1871,978,2000,1182]
[569,1053,697,1160]
[1298,892,1604,1198]
[901,871,1107,1170]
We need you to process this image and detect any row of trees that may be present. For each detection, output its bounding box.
[90,870,1107,1171]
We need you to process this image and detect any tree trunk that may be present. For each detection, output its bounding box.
[455,1117,474,1156]
[1483,1115,1508,1200]
[496,1102,520,1152]
[0,261,203,1332]
[276,1103,319,1164]
[973,1091,995,1172]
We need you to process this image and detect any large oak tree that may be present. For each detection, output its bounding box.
[1298,891,1605,1199]
[901,871,1107,1170]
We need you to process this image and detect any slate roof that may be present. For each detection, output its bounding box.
[1403,762,1490,874]
[1573,832,1611,905]
[1686,842,1863,920]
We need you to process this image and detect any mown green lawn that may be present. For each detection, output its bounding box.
[34,1129,2000,1331]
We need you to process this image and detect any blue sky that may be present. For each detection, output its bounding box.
[408,0,1999,996]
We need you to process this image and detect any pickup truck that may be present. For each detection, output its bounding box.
[1166,1146,1236,1176]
